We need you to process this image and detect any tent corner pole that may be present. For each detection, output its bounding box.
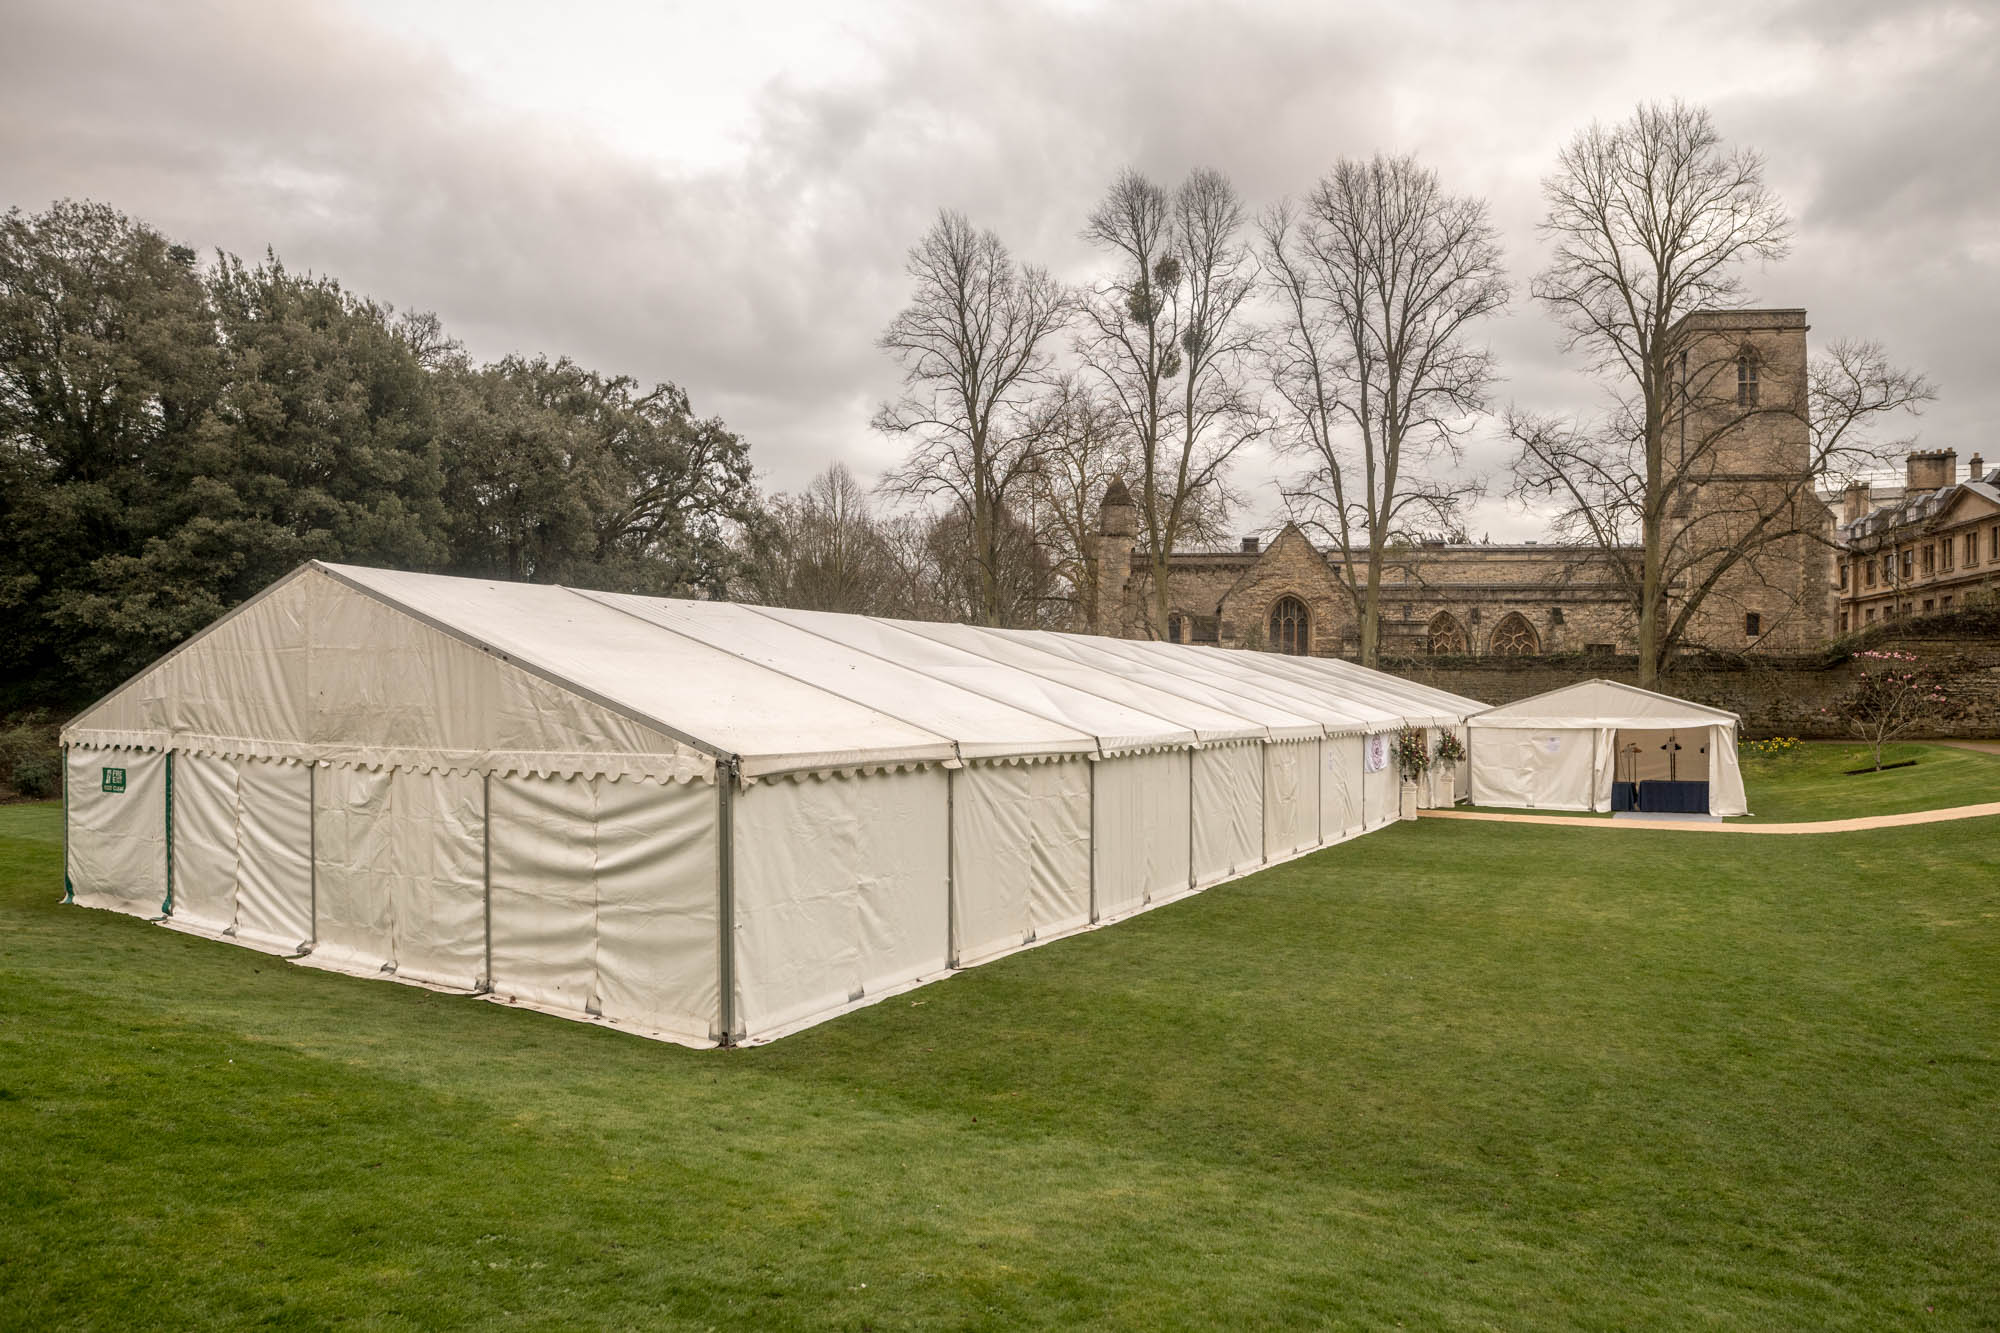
[161,749,174,919]
[717,755,740,1048]
[308,760,319,953]
[478,769,491,993]
[60,743,72,904]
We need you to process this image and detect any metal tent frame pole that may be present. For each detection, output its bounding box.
[1087,757,1098,924]
[945,766,958,968]
[717,756,740,1047]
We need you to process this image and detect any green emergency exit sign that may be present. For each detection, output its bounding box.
[101,767,126,793]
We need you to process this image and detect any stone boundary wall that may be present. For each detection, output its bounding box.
[1387,632,2000,739]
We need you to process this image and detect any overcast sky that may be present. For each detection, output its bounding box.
[5,0,1994,540]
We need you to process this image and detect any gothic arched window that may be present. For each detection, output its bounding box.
[1489,611,1541,657]
[1167,613,1184,644]
[1427,612,1469,655]
[1736,351,1760,407]
[1268,596,1310,656]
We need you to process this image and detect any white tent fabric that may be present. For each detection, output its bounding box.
[733,766,950,1038]
[1466,680,1746,816]
[1091,748,1194,920]
[950,759,1092,966]
[1262,737,1320,859]
[1192,741,1264,888]
[61,560,1486,1046]
[64,747,166,916]
[167,753,314,953]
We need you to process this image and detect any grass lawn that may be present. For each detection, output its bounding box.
[1737,741,2000,823]
[3,799,1997,1329]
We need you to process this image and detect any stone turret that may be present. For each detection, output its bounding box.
[1094,477,1138,636]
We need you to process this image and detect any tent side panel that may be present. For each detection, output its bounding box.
[1262,738,1317,859]
[169,752,239,934]
[1091,749,1192,919]
[65,748,166,917]
[1710,725,1749,817]
[488,774,599,1015]
[1193,744,1263,887]
[312,766,398,972]
[233,759,313,952]
[1323,735,1365,839]
[1364,736,1399,828]
[733,768,950,1039]
[590,775,719,1043]
[952,760,1091,968]
[1468,727,1594,810]
[381,768,486,990]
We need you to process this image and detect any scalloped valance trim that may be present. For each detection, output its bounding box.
[962,751,1090,770]
[59,730,716,785]
[742,759,943,787]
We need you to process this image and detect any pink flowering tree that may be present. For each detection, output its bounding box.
[1826,650,1956,771]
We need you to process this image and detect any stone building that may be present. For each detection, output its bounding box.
[1090,308,1835,658]
[1834,450,2000,631]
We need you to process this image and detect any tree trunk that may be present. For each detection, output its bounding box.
[1638,407,1666,690]
[1359,549,1384,667]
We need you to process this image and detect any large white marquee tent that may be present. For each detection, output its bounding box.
[60,562,1484,1046]
[1466,679,1748,816]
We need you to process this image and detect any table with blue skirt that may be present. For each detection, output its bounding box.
[1611,780,1710,813]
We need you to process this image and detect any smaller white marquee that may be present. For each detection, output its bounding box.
[1466,680,1747,816]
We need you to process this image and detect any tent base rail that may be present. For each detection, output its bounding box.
[158,916,310,958]
[292,951,484,995]
[480,992,718,1050]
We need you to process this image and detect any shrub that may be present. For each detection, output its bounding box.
[0,713,62,799]
[1821,651,1959,772]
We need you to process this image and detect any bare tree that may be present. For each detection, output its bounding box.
[874,210,1070,626]
[1510,101,1798,684]
[1079,168,1261,638]
[1262,154,1508,665]
[1022,374,1130,629]
[750,462,903,614]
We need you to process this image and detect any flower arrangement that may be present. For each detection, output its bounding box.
[1433,730,1467,766]
[1393,725,1432,781]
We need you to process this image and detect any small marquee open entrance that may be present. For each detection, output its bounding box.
[1464,680,1747,816]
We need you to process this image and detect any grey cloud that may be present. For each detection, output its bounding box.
[3,0,1994,530]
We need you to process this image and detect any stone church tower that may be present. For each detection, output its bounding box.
[1662,309,1831,652]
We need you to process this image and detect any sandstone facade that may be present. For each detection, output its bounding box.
[1835,450,2000,632]
[1090,307,1843,661]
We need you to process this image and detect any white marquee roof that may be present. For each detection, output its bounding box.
[1468,679,1740,732]
[69,562,1489,779]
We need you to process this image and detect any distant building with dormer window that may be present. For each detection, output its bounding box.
[1834,451,2000,632]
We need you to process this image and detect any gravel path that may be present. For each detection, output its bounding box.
[1417,802,2000,834]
